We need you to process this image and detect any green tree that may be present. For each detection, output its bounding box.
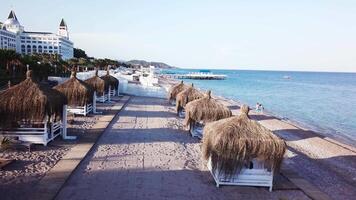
[73,48,87,59]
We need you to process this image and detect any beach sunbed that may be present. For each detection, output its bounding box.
[0,106,69,146]
[207,157,274,191]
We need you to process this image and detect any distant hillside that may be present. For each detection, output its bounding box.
[126,60,176,69]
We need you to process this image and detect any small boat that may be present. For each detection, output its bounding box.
[283,75,291,79]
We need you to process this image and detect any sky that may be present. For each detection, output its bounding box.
[1,0,356,72]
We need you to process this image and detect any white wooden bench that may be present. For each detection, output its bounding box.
[207,157,274,191]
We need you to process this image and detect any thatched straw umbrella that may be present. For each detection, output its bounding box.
[53,70,94,106]
[167,81,188,104]
[184,91,232,137]
[175,83,204,115]
[100,68,119,91]
[85,69,109,96]
[0,70,67,127]
[202,105,286,177]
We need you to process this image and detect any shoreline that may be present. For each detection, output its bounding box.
[158,76,356,199]
[159,75,356,148]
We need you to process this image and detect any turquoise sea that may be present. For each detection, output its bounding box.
[163,69,356,146]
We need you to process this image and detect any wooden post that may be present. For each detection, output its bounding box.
[44,116,48,146]
[84,103,87,116]
[62,105,76,140]
[93,92,97,113]
[108,86,111,102]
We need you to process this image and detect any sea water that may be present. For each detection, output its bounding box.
[163,69,356,146]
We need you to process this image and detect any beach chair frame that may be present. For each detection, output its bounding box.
[207,157,274,192]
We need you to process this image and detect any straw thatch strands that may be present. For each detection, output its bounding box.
[0,70,69,145]
[0,70,67,126]
[202,105,286,191]
[175,84,204,118]
[53,70,94,116]
[85,69,110,110]
[85,69,109,96]
[167,81,188,105]
[101,68,119,97]
[184,91,232,138]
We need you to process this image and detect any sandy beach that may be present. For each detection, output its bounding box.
[1,79,355,200]
[159,77,356,199]
[0,99,120,200]
[55,96,310,200]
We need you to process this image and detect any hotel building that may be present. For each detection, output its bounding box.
[0,10,74,60]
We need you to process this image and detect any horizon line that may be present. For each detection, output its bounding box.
[175,66,356,74]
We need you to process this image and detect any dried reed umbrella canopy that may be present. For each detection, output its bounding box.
[176,84,204,112]
[100,68,119,90]
[53,70,94,106]
[0,70,67,127]
[184,90,232,126]
[202,105,286,177]
[85,69,109,96]
[167,81,188,101]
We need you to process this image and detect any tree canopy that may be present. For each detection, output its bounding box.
[73,48,88,59]
[0,48,120,88]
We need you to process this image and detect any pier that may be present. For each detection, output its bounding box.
[174,72,227,80]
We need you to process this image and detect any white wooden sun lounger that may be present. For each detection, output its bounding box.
[0,105,74,146]
[207,157,274,191]
[0,120,62,146]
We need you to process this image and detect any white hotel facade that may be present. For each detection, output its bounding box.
[0,10,74,60]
